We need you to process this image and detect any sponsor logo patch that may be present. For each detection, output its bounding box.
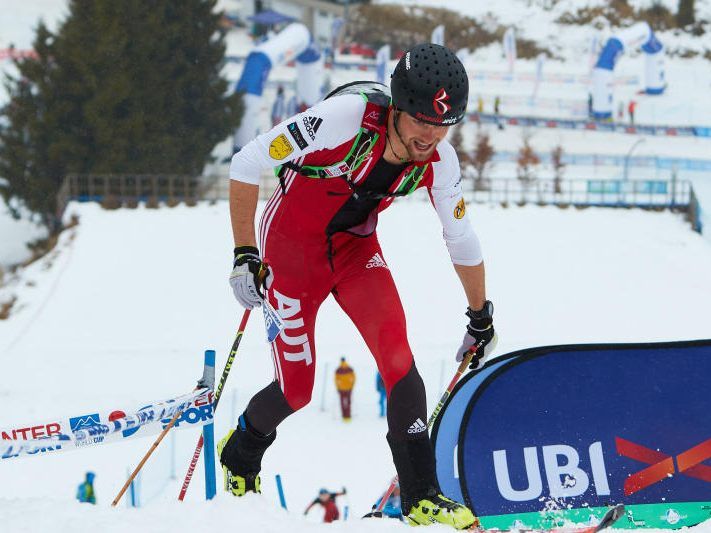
[616,436,711,495]
[269,134,294,160]
[287,122,308,150]
[323,162,351,177]
[415,111,442,123]
[1,423,62,440]
[433,87,451,116]
[302,116,322,141]
[408,417,427,434]
[69,414,101,433]
[454,198,466,219]
[366,253,388,270]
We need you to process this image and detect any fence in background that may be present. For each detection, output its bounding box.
[56,174,203,219]
[57,174,702,235]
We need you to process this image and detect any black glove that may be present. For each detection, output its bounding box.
[455,300,498,370]
[228,246,272,309]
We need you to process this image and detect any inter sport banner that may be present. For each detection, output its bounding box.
[432,340,711,530]
[1,388,214,460]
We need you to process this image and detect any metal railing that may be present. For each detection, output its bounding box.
[57,174,703,235]
[466,177,691,207]
[57,174,204,218]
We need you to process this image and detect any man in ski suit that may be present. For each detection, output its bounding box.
[304,487,347,523]
[219,43,497,530]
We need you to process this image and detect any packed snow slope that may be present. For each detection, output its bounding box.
[1,199,711,532]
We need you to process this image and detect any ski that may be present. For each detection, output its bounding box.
[364,504,626,533]
[470,504,626,533]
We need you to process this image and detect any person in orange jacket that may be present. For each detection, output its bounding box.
[334,357,355,420]
[628,100,637,125]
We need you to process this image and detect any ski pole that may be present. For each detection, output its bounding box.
[178,308,251,500]
[373,342,483,514]
[112,408,184,507]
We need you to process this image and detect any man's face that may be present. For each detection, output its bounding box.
[395,111,450,162]
[319,492,329,502]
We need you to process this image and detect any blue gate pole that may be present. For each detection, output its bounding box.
[202,349,217,500]
[275,474,288,510]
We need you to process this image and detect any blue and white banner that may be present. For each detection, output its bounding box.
[1,388,214,460]
[432,340,711,528]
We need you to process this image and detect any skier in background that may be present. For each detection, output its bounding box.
[628,99,637,125]
[271,85,286,127]
[494,95,503,130]
[219,43,497,530]
[335,357,356,421]
[76,471,96,504]
[374,482,403,520]
[304,487,347,523]
[285,93,299,118]
[376,371,387,417]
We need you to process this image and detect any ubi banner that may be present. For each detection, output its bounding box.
[431,340,711,530]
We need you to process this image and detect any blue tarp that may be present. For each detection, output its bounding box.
[247,10,295,26]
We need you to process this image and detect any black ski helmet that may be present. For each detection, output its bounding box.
[390,43,469,126]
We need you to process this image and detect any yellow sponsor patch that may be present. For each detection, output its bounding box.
[454,197,466,219]
[268,134,294,160]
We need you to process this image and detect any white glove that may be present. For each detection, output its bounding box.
[229,246,272,309]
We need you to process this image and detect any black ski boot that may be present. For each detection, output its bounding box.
[387,433,478,530]
[218,414,275,496]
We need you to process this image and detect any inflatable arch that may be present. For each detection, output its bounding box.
[233,23,324,150]
[591,22,665,120]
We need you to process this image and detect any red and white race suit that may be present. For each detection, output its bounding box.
[230,90,483,439]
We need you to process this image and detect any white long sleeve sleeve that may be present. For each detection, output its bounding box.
[429,140,483,266]
[229,94,366,185]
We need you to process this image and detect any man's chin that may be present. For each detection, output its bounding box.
[409,147,436,162]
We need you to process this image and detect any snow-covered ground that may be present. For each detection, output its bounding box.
[1,200,711,531]
[2,2,711,530]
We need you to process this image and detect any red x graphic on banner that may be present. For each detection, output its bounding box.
[616,436,711,495]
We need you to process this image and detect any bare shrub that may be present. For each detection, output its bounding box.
[145,196,160,209]
[0,296,17,320]
[101,194,122,210]
[472,132,495,191]
[551,145,566,194]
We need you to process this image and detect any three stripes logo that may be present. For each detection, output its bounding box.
[616,436,711,495]
[408,418,427,434]
[365,253,388,270]
[302,116,323,141]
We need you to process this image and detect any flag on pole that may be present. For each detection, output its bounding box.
[376,45,391,84]
[431,25,445,46]
[503,27,517,74]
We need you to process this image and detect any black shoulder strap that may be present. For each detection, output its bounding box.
[325,81,391,107]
